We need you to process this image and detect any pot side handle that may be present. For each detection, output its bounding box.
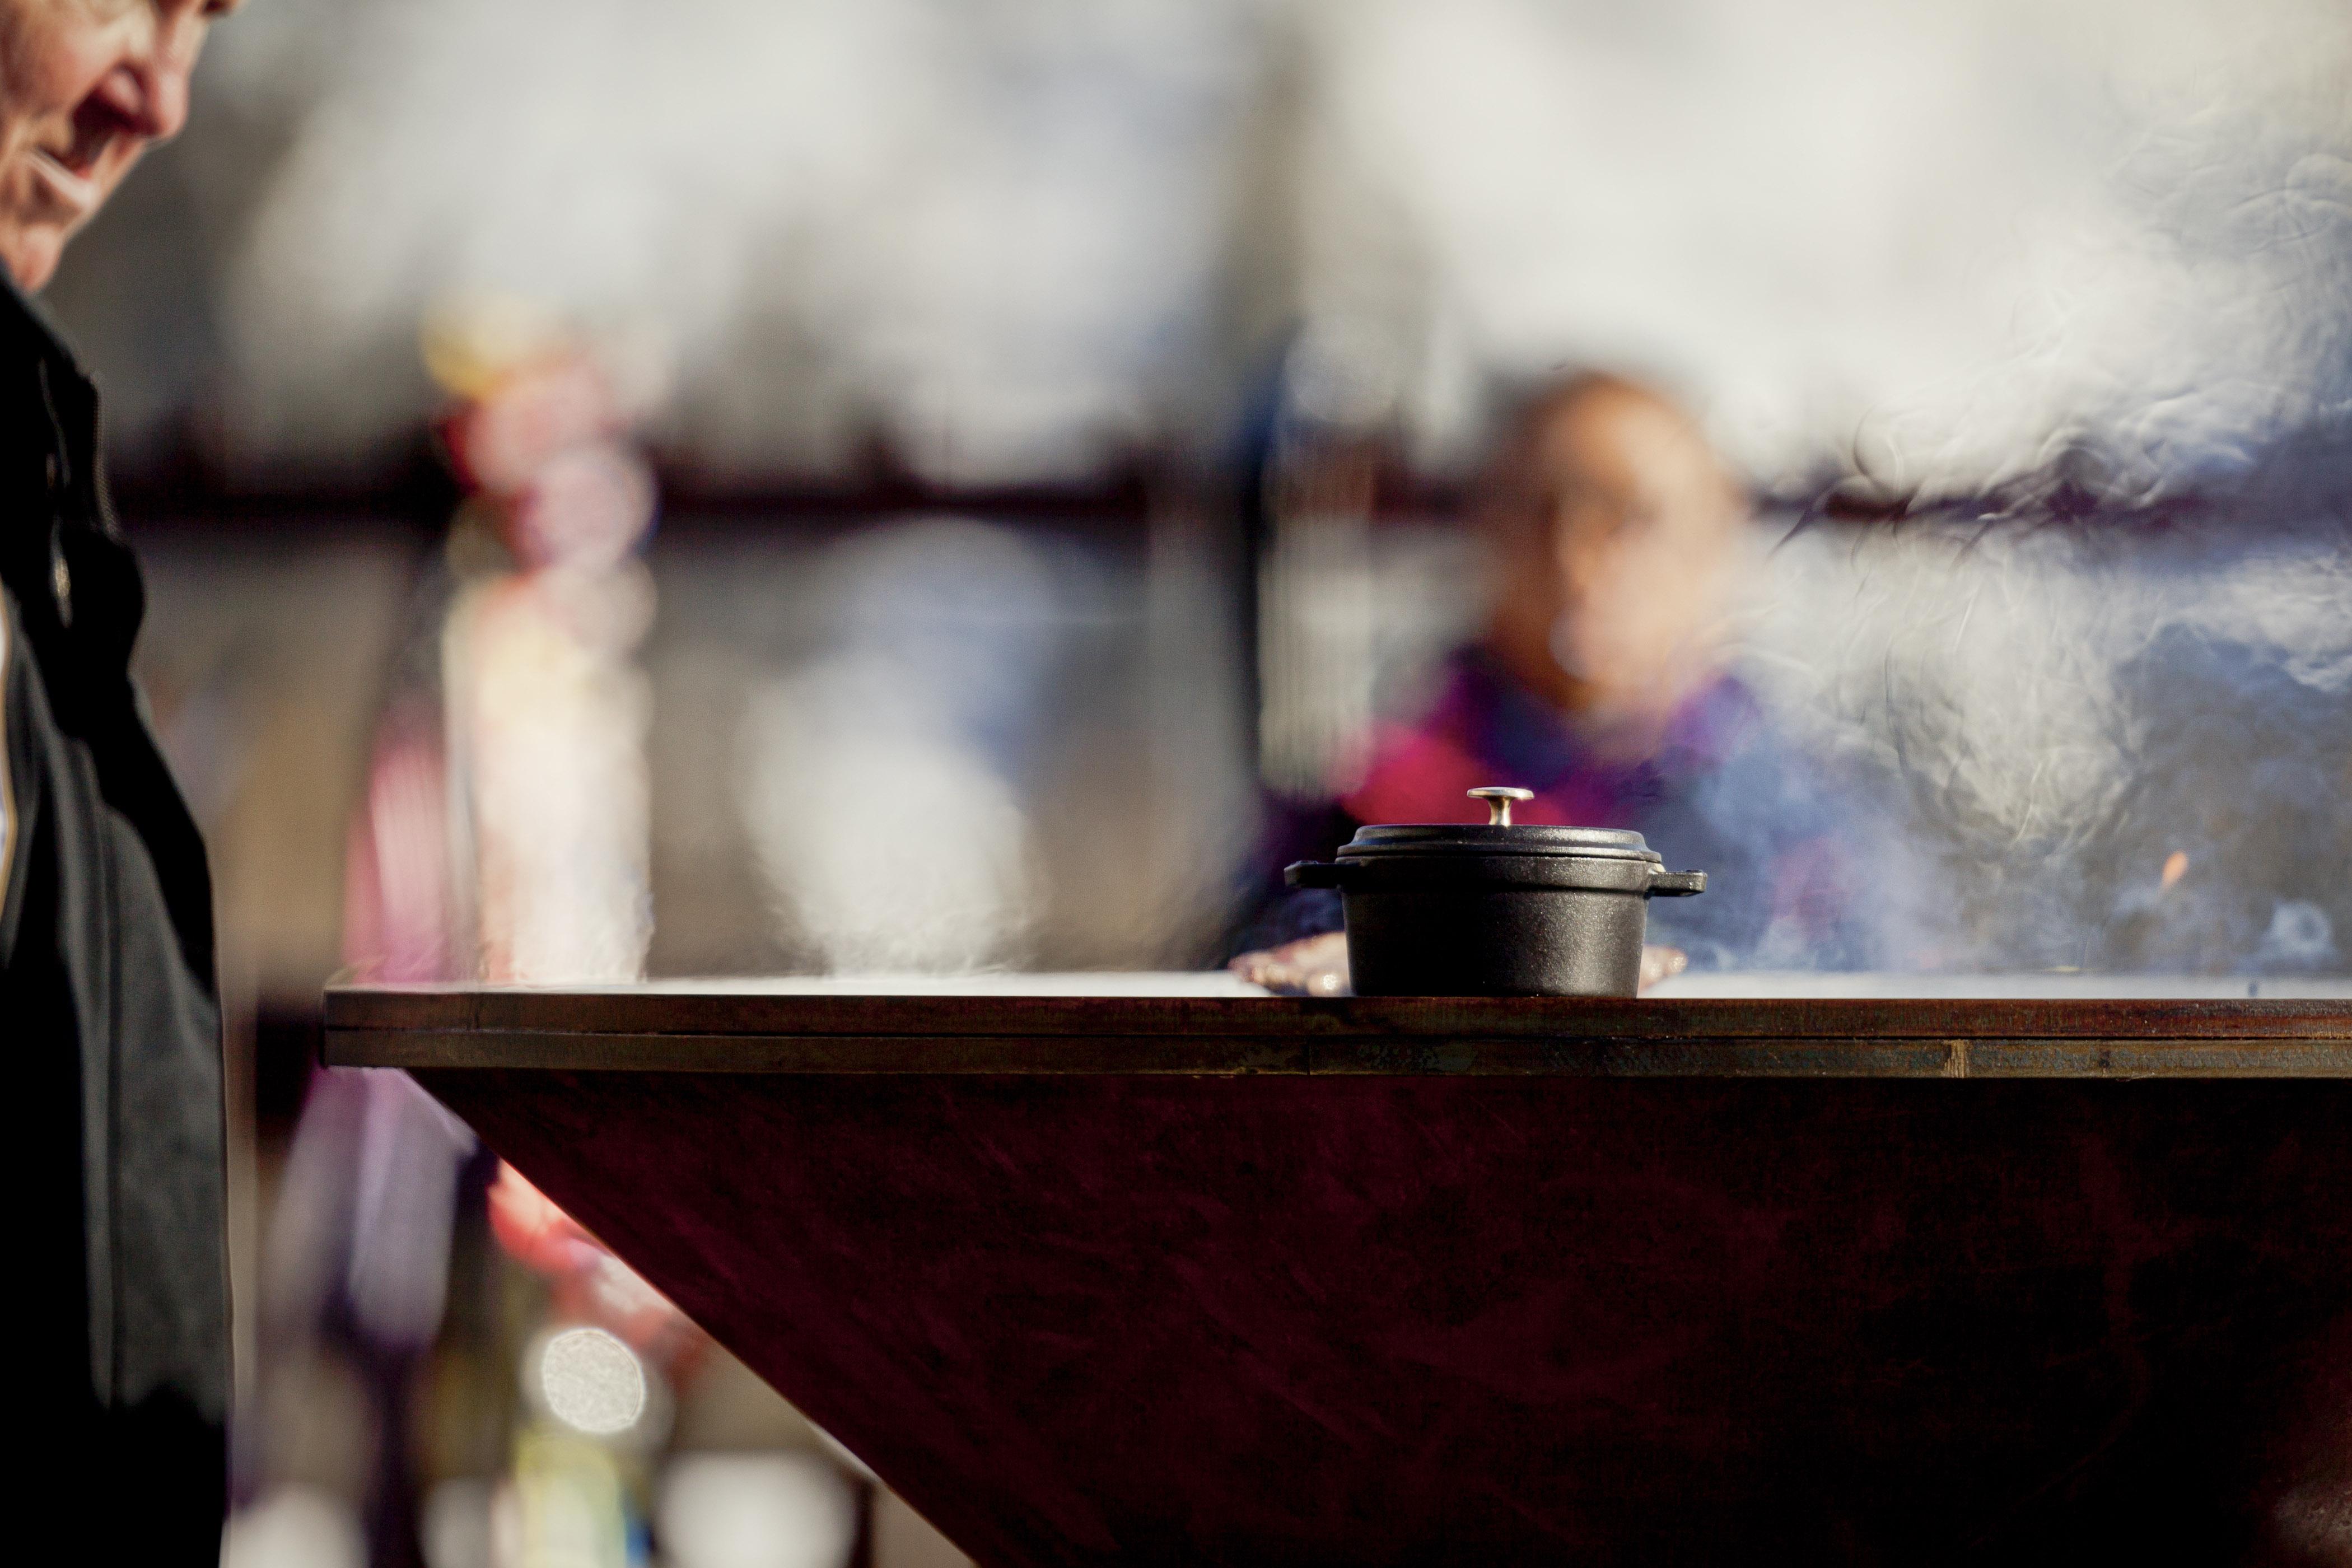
[1648,869,1707,898]
[1285,860,1347,890]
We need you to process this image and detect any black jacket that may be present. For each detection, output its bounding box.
[0,279,227,1556]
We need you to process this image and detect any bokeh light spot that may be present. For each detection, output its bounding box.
[535,1326,646,1436]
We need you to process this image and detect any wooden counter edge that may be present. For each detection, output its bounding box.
[324,1028,2352,1078]
[321,986,2352,1042]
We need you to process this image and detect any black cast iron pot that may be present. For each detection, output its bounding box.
[1285,786,1706,997]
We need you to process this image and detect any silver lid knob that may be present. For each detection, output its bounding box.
[1467,786,1535,827]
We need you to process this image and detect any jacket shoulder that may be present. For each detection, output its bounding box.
[0,584,70,965]
[1,586,28,958]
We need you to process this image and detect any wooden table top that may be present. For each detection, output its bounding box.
[324,974,2352,1077]
[358,976,2352,1557]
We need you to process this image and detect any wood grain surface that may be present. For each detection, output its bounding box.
[423,1067,2352,1565]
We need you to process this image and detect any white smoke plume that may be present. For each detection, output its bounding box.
[186,0,2352,492]
[211,0,1262,481]
[1735,523,2352,969]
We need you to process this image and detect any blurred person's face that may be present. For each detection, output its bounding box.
[1481,382,1746,734]
[0,0,236,290]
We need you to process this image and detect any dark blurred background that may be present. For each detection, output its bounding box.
[40,2,2352,1564]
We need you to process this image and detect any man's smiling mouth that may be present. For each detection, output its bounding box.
[27,146,102,214]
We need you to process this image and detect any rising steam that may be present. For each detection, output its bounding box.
[189,0,2352,495]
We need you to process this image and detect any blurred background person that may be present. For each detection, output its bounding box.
[0,0,242,1561]
[262,298,693,1568]
[1235,373,1871,994]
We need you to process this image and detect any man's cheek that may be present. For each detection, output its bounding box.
[1596,559,1709,678]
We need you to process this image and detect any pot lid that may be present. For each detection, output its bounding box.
[1334,787,1665,864]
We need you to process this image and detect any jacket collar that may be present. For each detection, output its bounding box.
[0,264,108,550]
[0,261,128,673]
[0,263,90,388]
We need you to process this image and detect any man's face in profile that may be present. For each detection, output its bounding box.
[0,0,236,290]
